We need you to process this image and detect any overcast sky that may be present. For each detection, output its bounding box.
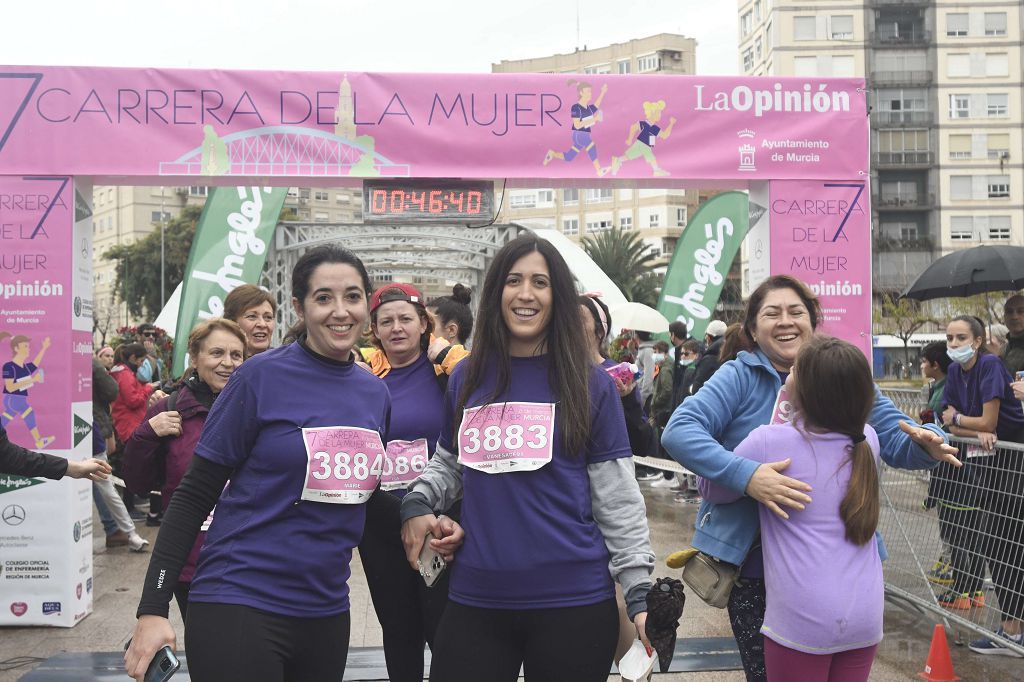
[1,0,739,75]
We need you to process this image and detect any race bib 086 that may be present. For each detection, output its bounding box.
[381,438,429,491]
[301,426,386,504]
[457,402,555,474]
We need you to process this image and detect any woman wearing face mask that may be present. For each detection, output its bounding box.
[110,343,157,447]
[940,315,1024,655]
[122,319,247,618]
[224,284,276,356]
[358,283,467,682]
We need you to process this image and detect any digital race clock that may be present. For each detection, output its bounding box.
[362,179,495,223]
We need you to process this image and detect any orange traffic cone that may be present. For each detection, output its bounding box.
[918,624,960,681]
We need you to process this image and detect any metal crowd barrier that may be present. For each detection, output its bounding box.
[880,386,930,419]
[878,435,1024,656]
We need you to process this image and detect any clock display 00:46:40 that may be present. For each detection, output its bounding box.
[368,189,484,215]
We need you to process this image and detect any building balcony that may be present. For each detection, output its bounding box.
[869,70,932,86]
[871,29,930,47]
[871,110,934,126]
[875,192,934,209]
[873,151,933,168]
[876,235,933,252]
[874,250,935,291]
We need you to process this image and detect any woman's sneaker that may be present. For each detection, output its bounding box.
[127,532,150,553]
[937,590,972,610]
[969,628,1024,657]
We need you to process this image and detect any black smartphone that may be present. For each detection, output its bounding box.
[125,640,181,682]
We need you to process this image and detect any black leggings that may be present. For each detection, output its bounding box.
[359,490,451,682]
[428,599,618,682]
[727,578,767,682]
[982,449,1024,621]
[185,602,350,682]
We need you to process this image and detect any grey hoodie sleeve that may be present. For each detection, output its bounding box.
[399,441,464,523]
[589,456,654,619]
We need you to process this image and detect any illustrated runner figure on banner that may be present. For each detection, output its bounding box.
[543,80,610,177]
[609,100,677,177]
[0,332,54,449]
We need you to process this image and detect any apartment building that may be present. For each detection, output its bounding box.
[738,0,1023,291]
[492,34,700,268]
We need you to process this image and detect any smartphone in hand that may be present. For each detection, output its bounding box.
[417,532,447,587]
[125,640,180,682]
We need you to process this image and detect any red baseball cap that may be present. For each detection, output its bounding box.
[370,283,425,315]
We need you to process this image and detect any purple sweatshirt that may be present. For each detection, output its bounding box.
[703,423,883,654]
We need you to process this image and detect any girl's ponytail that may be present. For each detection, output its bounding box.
[839,435,880,546]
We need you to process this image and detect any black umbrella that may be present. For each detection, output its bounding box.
[901,245,1024,301]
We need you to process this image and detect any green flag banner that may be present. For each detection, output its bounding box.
[657,191,751,339]
[171,186,288,377]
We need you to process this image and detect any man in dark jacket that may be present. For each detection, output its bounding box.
[689,320,728,396]
[1002,294,1024,376]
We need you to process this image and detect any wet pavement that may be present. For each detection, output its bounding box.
[1,480,1022,680]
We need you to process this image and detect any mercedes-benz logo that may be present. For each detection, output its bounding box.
[2,505,26,526]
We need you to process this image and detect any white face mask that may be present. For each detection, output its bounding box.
[652,353,666,364]
[946,344,976,366]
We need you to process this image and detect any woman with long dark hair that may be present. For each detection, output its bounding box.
[400,234,653,681]
[125,245,410,682]
[940,314,1024,654]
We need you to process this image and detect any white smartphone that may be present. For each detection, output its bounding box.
[417,533,446,587]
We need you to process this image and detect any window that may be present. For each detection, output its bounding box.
[299,189,310,199]
[831,15,853,40]
[793,56,817,77]
[986,53,1009,77]
[617,60,631,74]
[662,238,675,255]
[335,194,351,203]
[984,13,1007,37]
[676,207,688,226]
[880,180,919,204]
[949,134,972,160]
[794,16,816,41]
[832,56,855,77]
[586,188,613,202]
[987,94,1008,117]
[876,88,928,123]
[648,213,660,228]
[950,216,974,240]
[877,129,929,153]
[620,215,633,231]
[754,0,761,21]
[537,190,554,204]
[987,134,1009,160]
[946,13,968,37]
[586,219,613,232]
[314,211,329,222]
[876,51,926,72]
[988,175,1010,198]
[509,192,536,209]
[188,186,208,196]
[562,188,579,205]
[562,218,579,236]
[743,48,754,72]
[583,63,611,75]
[150,211,170,223]
[741,11,753,36]
[949,94,970,119]
[950,176,972,200]
[754,37,762,60]
[314,191,328,201]
[637,53,661,72]
[989,216,1011,240]
[947,54,970,78]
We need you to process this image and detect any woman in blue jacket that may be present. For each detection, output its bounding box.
[661,275,961,682]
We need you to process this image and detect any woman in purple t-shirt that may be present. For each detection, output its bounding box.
[400,234,654,681]
[706,336,883,681]
[940,314,1024,654]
